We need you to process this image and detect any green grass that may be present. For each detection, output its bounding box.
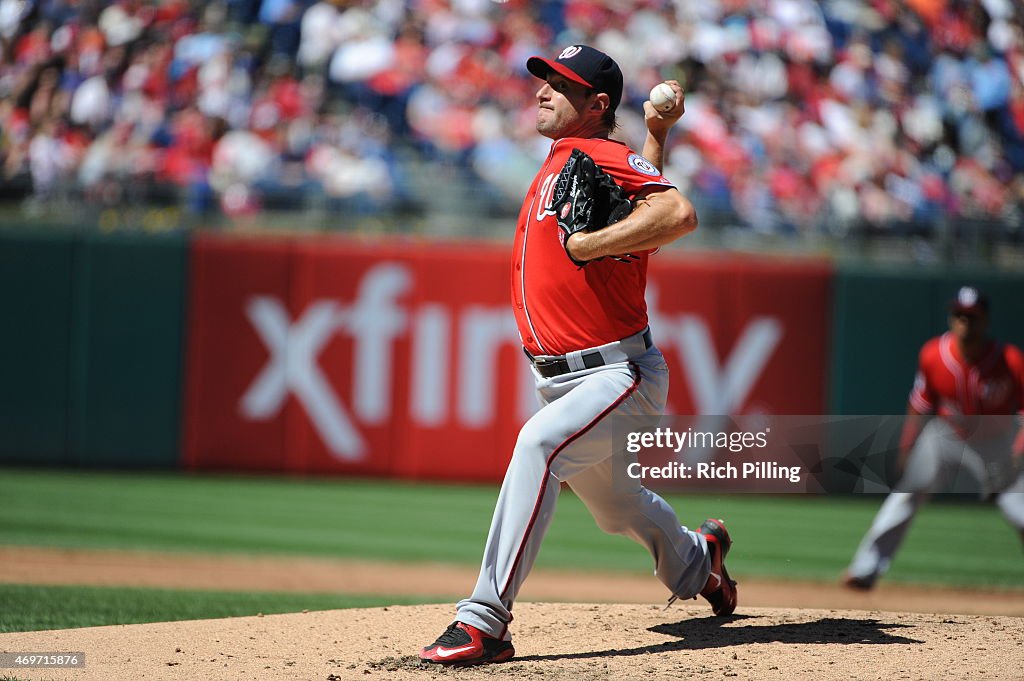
[0,583,429,633]
[0,468,1021,589]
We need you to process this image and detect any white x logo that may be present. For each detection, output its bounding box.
[240,296,365,460]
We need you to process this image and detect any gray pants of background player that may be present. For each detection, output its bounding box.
[456,335,711,640]
[848,418,1024,583]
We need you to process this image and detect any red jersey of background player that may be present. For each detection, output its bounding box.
[909,332,1024,416]
[511,136,673,356]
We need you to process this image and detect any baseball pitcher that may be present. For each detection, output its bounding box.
[420,45,736,666]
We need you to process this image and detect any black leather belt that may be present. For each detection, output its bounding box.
[524,329,652,379]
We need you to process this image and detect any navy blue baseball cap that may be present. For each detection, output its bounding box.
[949,286,989,315]
[527,45,623,112]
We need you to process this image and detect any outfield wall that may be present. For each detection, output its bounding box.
[182,234,830,480]
[1,231,1021,480]
[829,266,1024,414]
[0,231,186,468]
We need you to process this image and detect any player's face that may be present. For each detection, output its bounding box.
[535,73,601,139]
[949,311,988,344]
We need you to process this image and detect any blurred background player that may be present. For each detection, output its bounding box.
[844,286,1024,590]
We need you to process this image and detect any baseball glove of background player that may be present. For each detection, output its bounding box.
[550,148,633,266]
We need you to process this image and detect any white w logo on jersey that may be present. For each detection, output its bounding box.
[535,172,558,221]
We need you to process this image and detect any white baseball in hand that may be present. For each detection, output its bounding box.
[649,82,676,113]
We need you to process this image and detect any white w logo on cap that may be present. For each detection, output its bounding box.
[958,287,979,306]
[558,46,582,59]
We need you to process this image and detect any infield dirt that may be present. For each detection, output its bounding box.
[2,547,1023,680]
[2,602,1023,681]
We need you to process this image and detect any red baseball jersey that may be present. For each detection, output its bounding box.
[909,332,1024,416]
[511,136,674,356]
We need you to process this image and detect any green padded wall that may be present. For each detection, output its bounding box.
[830,266,1024,415]
[0,231,187,468]
[0,232,75,464]
[67,232,187,467]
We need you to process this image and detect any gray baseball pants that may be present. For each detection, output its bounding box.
[455,337,710,639]
[848,417,1024,583]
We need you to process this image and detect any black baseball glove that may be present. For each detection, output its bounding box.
[549,148,633,266]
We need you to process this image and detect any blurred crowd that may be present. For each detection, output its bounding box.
[1,0,1024,233]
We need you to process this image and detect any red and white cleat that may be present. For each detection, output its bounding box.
[698,518,738,616]
[419,622,515,666]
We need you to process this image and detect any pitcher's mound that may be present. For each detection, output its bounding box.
[2,602,1021,680]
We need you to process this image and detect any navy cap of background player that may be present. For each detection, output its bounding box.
[527,45,624,112]
[949,286,989,316]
